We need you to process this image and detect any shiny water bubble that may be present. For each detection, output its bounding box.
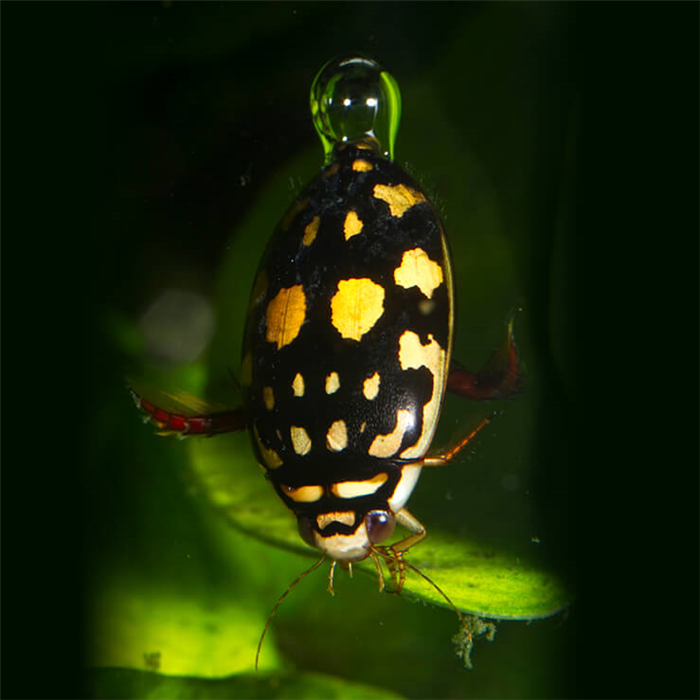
[310,54,402,164]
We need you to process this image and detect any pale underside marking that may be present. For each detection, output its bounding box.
[292,372,305,397]
[363,371,380,400]
[253,424,282,469]
[368,408,415,458]
[265,284,307,350]
[281,484,323,503]
[332,472,388,499]
[325,371,340,394]
[397,330,447,459]
[262,386,274,411]
[387,464,423,512]
[317,511,356,529]
[330,278,385,341]
[393,247,444,299]
[326,419,348,452]
[290,425,312,456]
[312,522,370,562]
[343,210,363,240]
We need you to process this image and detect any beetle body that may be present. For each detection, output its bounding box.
[242,142,453,561]
[131,53,519,581]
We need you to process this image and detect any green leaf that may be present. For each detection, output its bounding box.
[188,433,571,622]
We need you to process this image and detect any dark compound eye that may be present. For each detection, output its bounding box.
[297,516,317,548]
[365,510,395,544]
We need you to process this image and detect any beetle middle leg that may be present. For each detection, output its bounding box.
[423,413,497,468]
[447,315,520,401]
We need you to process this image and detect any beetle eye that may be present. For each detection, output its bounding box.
[297,516,317,547]
[365,510,395,544]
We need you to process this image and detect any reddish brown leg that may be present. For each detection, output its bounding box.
[130,387,247,437]
[424,413,497,467]
[447,316,520,400]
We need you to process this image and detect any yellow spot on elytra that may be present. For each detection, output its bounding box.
[280,197,309,231]
[317,511,355,529]
[290,425,312,456]
[266,285,307,350]
[302,216,320,246]
[262,386,274,411]
[368,408,414,458]
[363,372,380,400]
[343,210,363,240]
[398,330,445,373]
[326,419,348,452]
[397,330,447,459]
[352,159,373,172]
[240,352,252,387]
[292,372,305,397]
[330,278,385,341]
[325,372,340,394]
[373,183,427,218]
[359,421,367,433]
[254,425,283,469]
[332,473,388,499]
[394,248,444,299]
[281,484,323,503]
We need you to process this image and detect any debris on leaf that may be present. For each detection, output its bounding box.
[452,615,497,669]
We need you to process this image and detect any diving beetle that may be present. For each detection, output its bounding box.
[132,53,520,666]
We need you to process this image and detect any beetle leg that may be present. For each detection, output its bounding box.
[130,387,248,437]
[447,315,520,400]
[369,550,387,592]
[391,508,427,552]
[327,560,337,596]
[375,508,426,593]
[423,413,496,467]
[384,550,404,591]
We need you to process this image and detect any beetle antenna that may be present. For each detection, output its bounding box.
[255,555,326,672]
[402,559,464,620]
[400,558,472,643]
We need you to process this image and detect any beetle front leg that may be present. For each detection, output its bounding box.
[375,508,426,593]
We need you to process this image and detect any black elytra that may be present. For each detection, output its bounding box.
[242,140,454,561]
